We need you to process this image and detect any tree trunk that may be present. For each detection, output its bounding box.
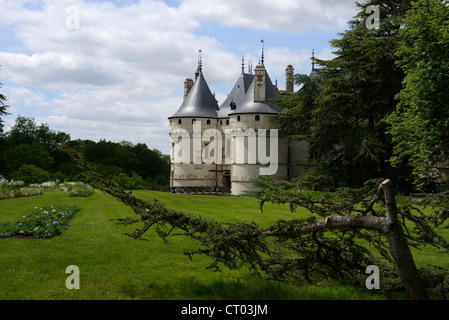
[262,179,428,299]
[379,179,428,300]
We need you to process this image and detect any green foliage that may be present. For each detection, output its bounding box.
[0,204,78,238]
[68,187,95,198]
[387,0,449,187]
[0,178,42,200]
[11,164,51,184]
[0,116,170,186]
[3,143,55,173]
[0,187,43,200]
[111,172,146,190]
[272,0,414,190]
[5,116,70,147]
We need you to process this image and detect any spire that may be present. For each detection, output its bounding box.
[195,49,203,80]
[241,56,245,74]
[311,49,315,70]
[261,39,265,65]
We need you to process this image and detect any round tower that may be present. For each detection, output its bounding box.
[168,64,220,188]
[224,62,288,195]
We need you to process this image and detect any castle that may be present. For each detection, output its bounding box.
[168,51,318,195]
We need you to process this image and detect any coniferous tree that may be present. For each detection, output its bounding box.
[273,0,414,190]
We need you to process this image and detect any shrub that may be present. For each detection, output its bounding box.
[69,187,95,197]
[11,164,51,184]
[112,173,146,190]
[0,205,79,238]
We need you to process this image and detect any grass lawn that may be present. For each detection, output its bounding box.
[0,190,447,300]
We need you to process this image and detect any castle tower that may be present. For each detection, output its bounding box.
[220,50,288,195]
[168,60,220,188]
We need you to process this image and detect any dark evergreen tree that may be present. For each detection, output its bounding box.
[273,0,414,191]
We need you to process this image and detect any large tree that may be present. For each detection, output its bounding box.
[273,0,414,190]
[387,0,449,188]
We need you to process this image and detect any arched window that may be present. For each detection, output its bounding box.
[255,115,260,121]
[207,119,211,125]
[178,119,182,125]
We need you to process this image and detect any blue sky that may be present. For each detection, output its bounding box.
[0,0,360,154]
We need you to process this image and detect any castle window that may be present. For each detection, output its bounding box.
[226,120,229,125]
[207,119,211,125]
[204,144,209,159]
[192,119,196,124]
[237,116,241,122]
[178,119,182,125]
[220,120,223,125]
[255,115,260,121]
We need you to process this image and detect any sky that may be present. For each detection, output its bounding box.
[0,0,362,155]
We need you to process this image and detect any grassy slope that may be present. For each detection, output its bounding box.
[0,190,446,300]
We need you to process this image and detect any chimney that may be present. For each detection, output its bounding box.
[184,78,194,99]
[285,65,294,93]
[254,64,266,102]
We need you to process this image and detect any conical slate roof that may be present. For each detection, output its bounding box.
[218,72,254,118]
[219,70,279,117]
[169,71,219,119]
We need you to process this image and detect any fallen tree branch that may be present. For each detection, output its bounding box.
[57,143,445,299]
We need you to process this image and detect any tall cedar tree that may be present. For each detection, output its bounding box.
[272,0,413,190]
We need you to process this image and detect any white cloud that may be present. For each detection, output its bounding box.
[0,0,359,155]
[178,0,357,32]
